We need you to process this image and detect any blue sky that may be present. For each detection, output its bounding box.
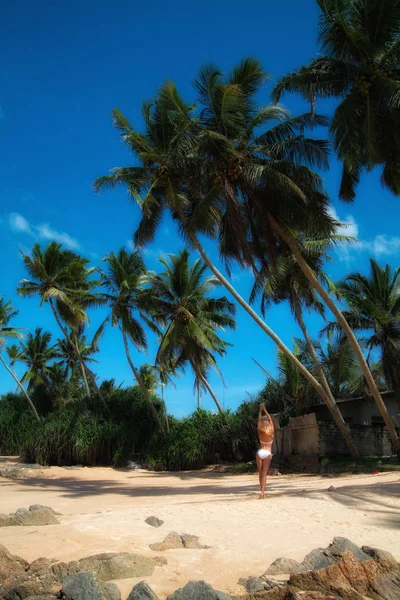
[1,0,399,416]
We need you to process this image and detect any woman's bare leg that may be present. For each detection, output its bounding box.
[256,453,263,497]
[260,456,272,498]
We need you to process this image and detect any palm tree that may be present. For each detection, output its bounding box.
[276,344,316,416]
[93,68,345,431]
[312,333,388,400]
[252,237,359,457]
[56,322,107,398]
[184,58,399,452]
[138,363,158,393]
[273,0,400,200]
[99,248,166,434]
[140,250,235,413]
[154,362,180,432]
[95,60,399,451]
[16,242,108,410]
[7,328,59,390]
[0,297,41,422]
[333,260,400,408]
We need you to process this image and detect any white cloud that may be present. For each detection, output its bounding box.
[328,206,359,238]
[330,207,400,264]
[9,213,33,234]
[8,212,80,250]
[36,223,80,250]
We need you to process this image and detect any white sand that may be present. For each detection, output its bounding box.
[0,461,399,598]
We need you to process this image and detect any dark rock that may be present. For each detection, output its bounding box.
[103,582,121,600]
[62,572,107,600]
[327,486,335,492]
[293,549,335,574]
[362,545,399,570]
[15,507,30,516]
[264,557,301,576]
[0,544,30,583]
[238,577,266,593]
[145,516,164,528]
[150,532,209,551]
[168,581,231,600]
[127,581,159,600]
[327,537,369,562]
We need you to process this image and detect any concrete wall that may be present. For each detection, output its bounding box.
[319,421,395,457]
[311,393,400,427]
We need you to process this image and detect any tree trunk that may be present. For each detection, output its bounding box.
[270,216,400,454]
[121,327,166,436]
[73,332,91,398]
[161,386,170,434]
[184,226,350,425]
[292,294,359,458]
[80,361,91,397]
[49,299,109,412]
[0,355,41,422]
[199,374,223,413]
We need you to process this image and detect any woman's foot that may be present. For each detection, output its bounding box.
[259,492,265,499]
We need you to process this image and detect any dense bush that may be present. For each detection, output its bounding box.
[0,383,282,470]
[147,407,259,471]
[0,386,162,466]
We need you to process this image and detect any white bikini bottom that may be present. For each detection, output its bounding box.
[257,449,272,459]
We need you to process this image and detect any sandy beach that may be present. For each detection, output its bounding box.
[0,462,399,599]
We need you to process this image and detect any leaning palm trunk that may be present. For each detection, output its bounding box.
[270,217,400,454]
[199,374,223,413]
[291,294,359,458]
[49,299,109,411]
[161,387,170,434]
[184,225,349,427]
[73,332,91,398]
[0,355,41,423]
[121,327,166,436]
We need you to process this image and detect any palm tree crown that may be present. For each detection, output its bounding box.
[273,0,400,200]
[334,259,400,402]
[7,328,59,390]
[141,250,235,408]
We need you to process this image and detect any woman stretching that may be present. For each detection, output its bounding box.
[256,403,274,499]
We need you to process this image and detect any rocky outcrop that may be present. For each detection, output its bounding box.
[290,549,400,600]
[145,516,164,528]
[60,572,122,600]
[1,538,399,600]
[0,549,166,599]
[0,544,30,582]
[127,581,159,600]
[150,532,210,551]
[61,572,108,600]
[52,552,167,581]
[0,505,60,527]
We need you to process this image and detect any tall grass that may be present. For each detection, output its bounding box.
[0,387,264,470]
